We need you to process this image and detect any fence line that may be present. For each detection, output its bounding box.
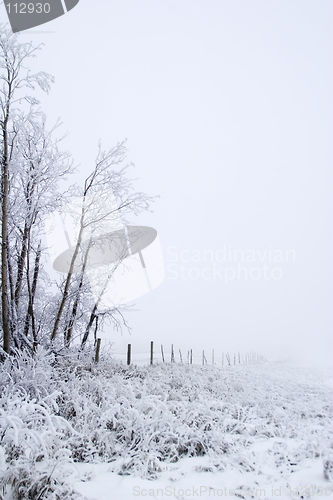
[113,341,266,366]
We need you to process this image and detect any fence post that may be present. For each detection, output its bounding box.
[202,350,205,365]
[95,338,101,363]
[234,353,236,365]
[127,344,131,365]
[161,344,165,363]
[171,344,174,363]
[179,349,183,363]
[190,349,193,364]
[150,341,153,365]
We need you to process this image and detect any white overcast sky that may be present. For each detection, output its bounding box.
[5,0,332,367]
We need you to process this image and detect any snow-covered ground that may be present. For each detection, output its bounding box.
[0,351,332,499]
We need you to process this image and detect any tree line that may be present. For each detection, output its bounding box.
[0,25,153,359]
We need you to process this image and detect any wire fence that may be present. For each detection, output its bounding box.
[109,342,266,367]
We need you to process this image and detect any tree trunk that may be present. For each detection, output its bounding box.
[24,241,41,348]
[26,265,38,353]
[51,211,86,342]
[65,241,91,347]
[15,222,29,309]
[94,336,101,363]
[81,304,97,348]
[1,86,12,354]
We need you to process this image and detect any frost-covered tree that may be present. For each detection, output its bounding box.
[0,25,56,354]
[9,112,73,350]
[50,141,154,349]
[0,25,155,357]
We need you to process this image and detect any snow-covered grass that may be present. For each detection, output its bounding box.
[0,349,332,499]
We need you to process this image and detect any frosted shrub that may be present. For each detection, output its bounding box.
[0,349,84,499]
[324,450,333,481]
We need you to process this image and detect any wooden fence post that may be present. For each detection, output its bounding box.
[150,341,153,365]
[226,352,231,366]
[127,344,131,365]
[161,344,165,363]
[190,349,193,364]
[95,338,101,363]
[171,344,174,363]
[179,349,183,363]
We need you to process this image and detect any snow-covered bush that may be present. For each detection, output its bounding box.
[324,449,333,481]
[0,349,84,499]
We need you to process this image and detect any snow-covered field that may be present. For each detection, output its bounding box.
[0,350,332,499]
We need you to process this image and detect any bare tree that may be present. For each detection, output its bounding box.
[51,141,154,347]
